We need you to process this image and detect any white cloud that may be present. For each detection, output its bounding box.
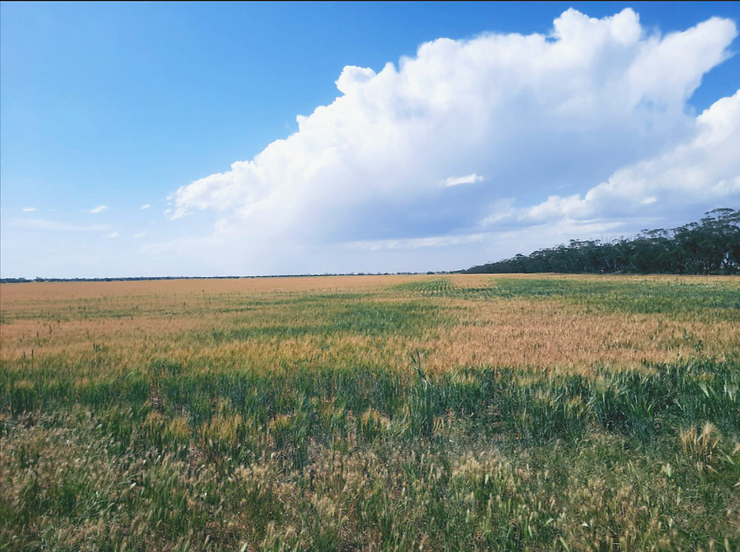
[160,8,737,274]
[141,204,151,210]
[516,90,740,225]
[22,207,36,212]
[132,231,147,239]
[440,174,484,187]
[104,232,119,239]
[87,205,107,214]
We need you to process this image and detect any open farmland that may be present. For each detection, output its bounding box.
[1,274,739,551]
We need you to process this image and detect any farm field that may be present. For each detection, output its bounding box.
[1,273,739,551]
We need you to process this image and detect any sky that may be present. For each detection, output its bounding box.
[2,2,740,278]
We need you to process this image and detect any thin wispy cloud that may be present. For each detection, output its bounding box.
[351,233,486,251]
[22,207,36,212]
[104,232,120,238]
[6,218,109,232]
[440,174,484,188]
[140,204,151,210]
[132,231,147,239]
[87,205,107,214]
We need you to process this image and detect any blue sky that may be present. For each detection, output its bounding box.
[2,2,740,278]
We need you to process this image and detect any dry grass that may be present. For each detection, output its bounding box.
[2,274,738,375]
[0,274,421,305]
[420,297,739,374]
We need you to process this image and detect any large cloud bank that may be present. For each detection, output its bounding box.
[166,8,739,273]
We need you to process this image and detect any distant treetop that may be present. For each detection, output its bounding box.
[463,208,740,275]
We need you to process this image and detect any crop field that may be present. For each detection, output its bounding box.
[1,274,739,551]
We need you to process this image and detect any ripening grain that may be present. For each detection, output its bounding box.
[1,274,739,551]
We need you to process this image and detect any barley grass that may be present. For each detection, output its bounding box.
[1,274,739,550]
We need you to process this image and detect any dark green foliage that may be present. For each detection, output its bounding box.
[466,208,740,275]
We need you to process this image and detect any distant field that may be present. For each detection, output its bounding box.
[1,274,739,551]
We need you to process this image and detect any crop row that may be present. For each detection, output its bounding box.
[4,357,737,463]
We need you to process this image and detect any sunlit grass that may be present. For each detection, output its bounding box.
[1,274,739,550]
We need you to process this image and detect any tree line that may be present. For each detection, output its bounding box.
[464,208,740,275]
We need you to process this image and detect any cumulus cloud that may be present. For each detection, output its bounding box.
[87,205,107,214]
[163,8,738,273]
[515,89,740,226]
